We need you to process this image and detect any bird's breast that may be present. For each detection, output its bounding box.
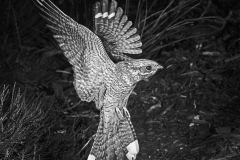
[102,79,133,107]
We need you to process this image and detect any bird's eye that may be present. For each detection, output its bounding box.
[146,66,152,70]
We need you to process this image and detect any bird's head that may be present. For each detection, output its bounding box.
[116,59,163,85]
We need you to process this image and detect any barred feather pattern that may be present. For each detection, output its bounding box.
[93,0,142,62]
[34,0,162,160]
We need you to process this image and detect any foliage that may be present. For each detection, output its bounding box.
[0,84,50,159]
[0,0,240,159]
[0,84,94,160]
[132,0,229,58]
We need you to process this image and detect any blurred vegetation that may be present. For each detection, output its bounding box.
[0,0,240,159]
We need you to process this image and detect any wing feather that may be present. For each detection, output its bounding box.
[93,0,142,62]
[35,0,116,102]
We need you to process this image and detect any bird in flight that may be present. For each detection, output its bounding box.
[34,0,162,159]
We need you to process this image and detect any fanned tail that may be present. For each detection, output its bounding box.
[88,109,139,160]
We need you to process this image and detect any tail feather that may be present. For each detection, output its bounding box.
[88,109,139,160]
[118,113,139,160]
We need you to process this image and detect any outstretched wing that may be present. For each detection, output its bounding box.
[93,0,142,62]
[34,0,116,102]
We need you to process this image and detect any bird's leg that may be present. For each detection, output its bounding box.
[114,89,133,120]
[121,88,134,118]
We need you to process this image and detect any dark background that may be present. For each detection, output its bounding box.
[0,0,240,159]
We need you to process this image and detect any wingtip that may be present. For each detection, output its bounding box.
[94,2,101,18]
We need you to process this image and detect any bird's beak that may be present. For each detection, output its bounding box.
[157,64,163,70]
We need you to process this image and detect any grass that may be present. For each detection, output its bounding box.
[0,0,240,159]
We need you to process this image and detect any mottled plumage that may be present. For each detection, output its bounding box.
[34,0,162,159]
[93,0,142,62]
